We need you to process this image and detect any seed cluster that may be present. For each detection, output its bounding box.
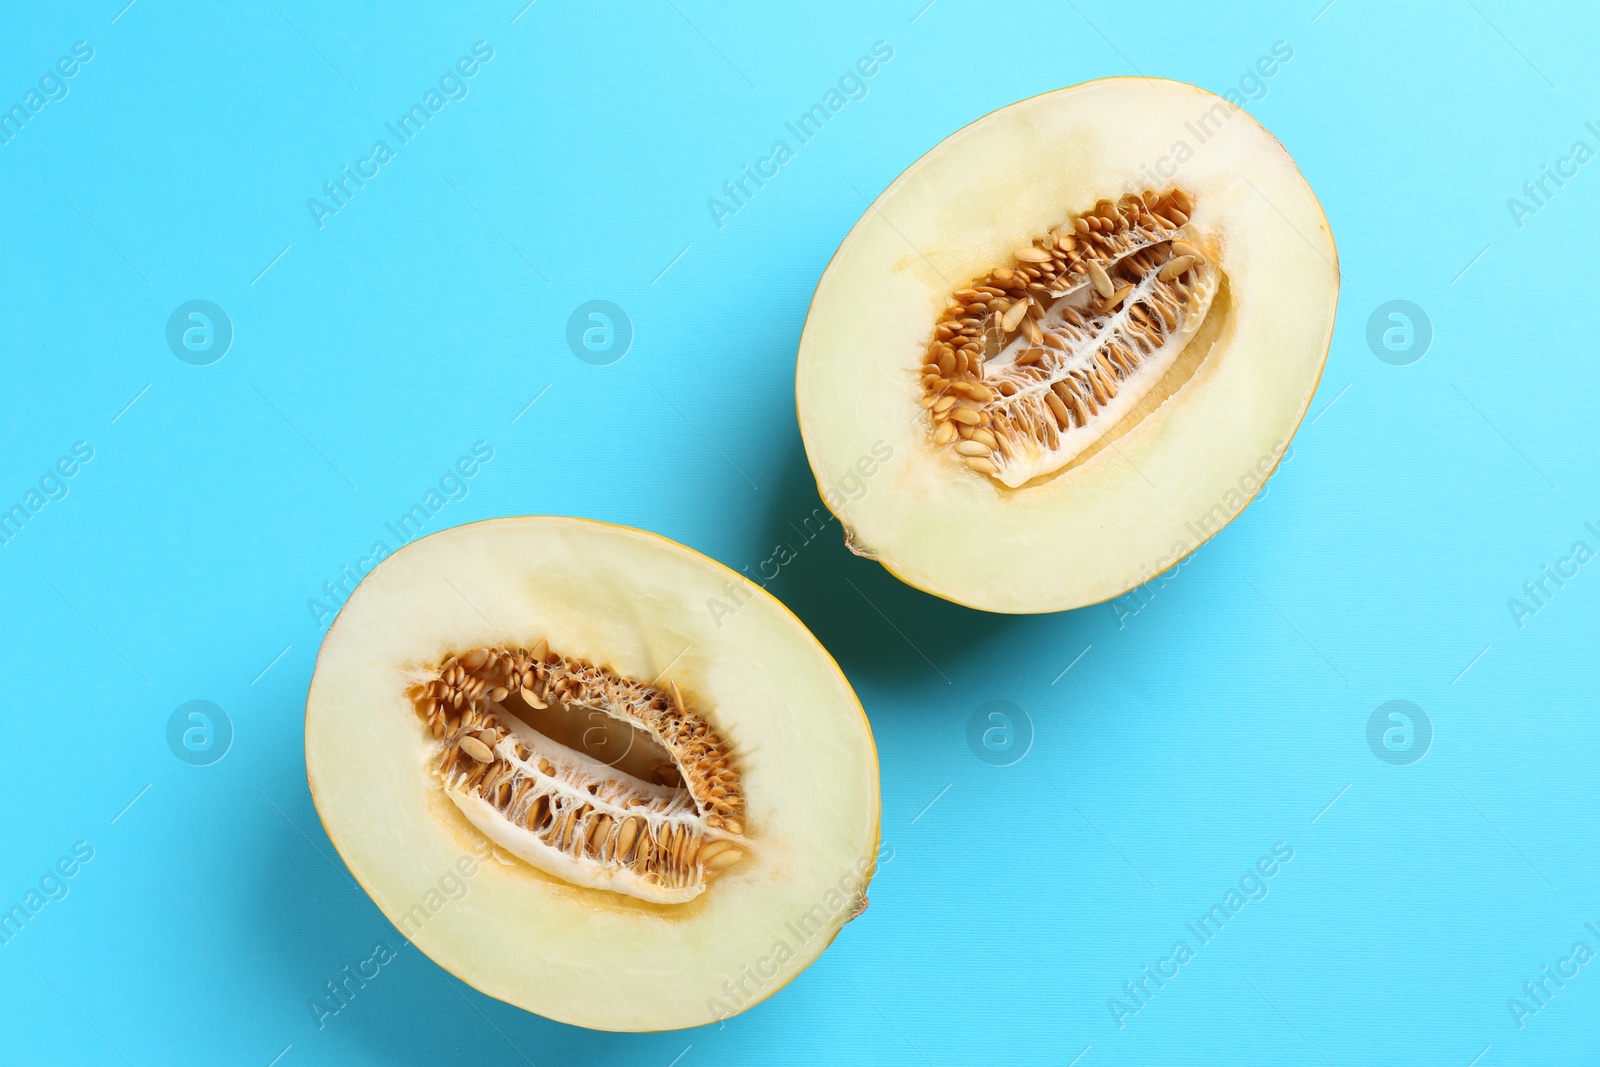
[408,640,745,903]
[920,188,1217,487]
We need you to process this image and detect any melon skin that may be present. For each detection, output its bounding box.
[796,78,1339,613]
[305,517,881,1031]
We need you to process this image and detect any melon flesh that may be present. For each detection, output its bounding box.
[305,517,881,1031]
[796,78,1338,613]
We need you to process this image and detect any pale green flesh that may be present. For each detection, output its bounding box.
[306,517,881,1031]
[797,78,1338,613]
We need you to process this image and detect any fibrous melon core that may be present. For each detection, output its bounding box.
[923,188,1218,488]
[410,639,746,904]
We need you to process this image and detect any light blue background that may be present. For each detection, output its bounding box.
[2,1,1596,1063]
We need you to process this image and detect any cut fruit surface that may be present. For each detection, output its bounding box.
[306,517,880,1031]
[797,78,1338,613]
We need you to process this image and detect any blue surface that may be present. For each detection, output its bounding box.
[2,1,1597,1063]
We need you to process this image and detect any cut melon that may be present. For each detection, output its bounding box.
[797,78,1338,612]
[305,517,881,1031]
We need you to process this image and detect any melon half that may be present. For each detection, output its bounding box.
[305,517,881,1031]
[797,78,1338,612]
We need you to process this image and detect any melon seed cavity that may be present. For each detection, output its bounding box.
[407,640,745,905]
[920,189,1219,488]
